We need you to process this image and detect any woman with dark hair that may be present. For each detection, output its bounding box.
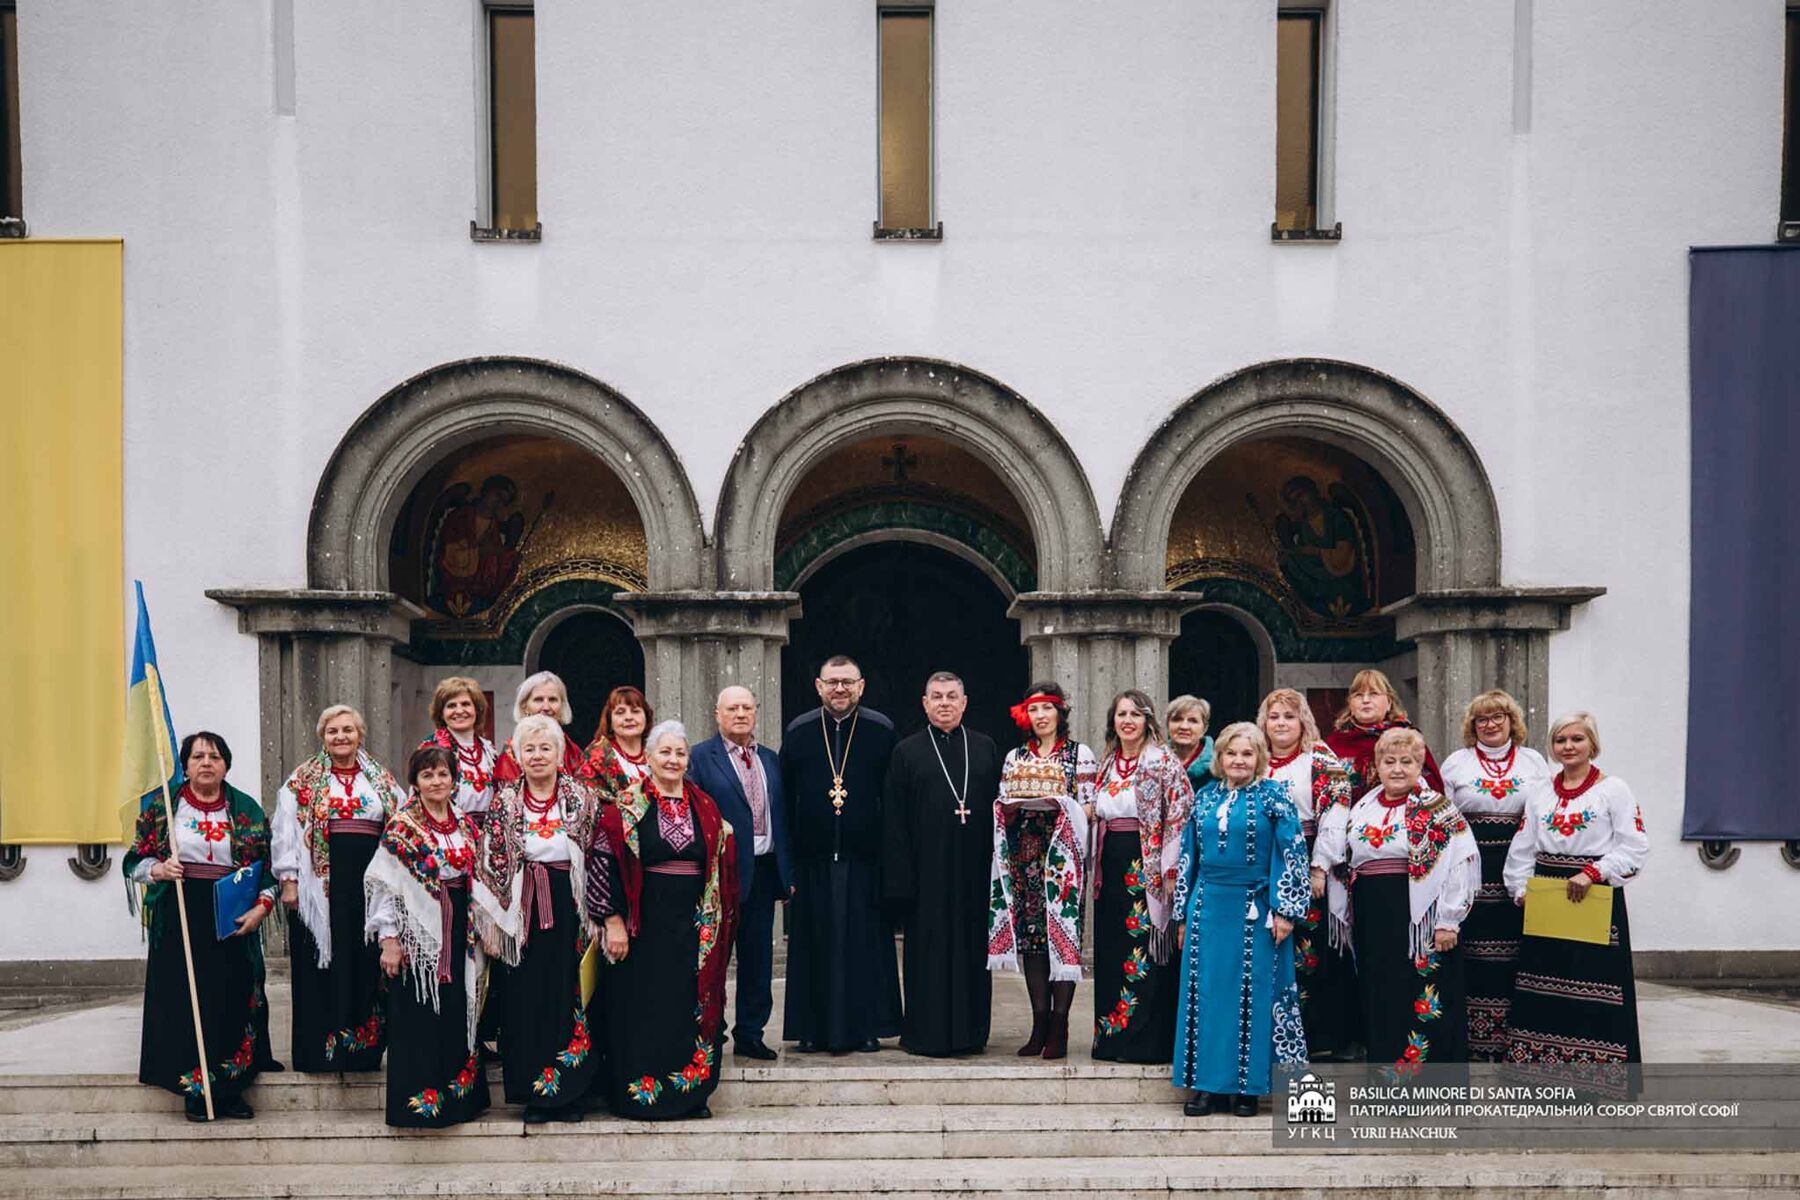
[472,714,603,1122]
[364,745,490,1128]
[584,684,655,800]
[125,731,276,1121]
[1090,690,1193,1064]
[273,704,404,1073]
[586,720,739,1120]
[1324,668,1443,797]
[987,681,1097,1060]
[421,676,497,816]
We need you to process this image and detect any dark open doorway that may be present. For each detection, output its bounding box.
[1168,608,1263,731]
[782,541,1029,747]
[536,609,646,746]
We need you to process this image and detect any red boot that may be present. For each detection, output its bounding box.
[1040,1007,1070,1060]
[1017,1009,1049,1056]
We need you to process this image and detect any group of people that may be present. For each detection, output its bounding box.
[126,661,1647,1127]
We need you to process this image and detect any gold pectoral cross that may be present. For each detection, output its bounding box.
[830,776,848,813]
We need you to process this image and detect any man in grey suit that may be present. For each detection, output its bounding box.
[687,685,793,1060]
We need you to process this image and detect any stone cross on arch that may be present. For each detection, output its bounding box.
[882,442,918,484]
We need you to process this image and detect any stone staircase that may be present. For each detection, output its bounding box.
[2,1058,1797,1198]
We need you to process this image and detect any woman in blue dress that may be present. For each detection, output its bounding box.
[1171,722,1310,1117]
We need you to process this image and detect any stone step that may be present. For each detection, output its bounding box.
[6,1153,1800,1198]
[0,1060,1176,1115]
[0,1104,1276,1169]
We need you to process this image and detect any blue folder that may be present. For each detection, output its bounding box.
[213,866,261,940]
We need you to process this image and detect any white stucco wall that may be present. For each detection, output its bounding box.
[6,0,1787,959]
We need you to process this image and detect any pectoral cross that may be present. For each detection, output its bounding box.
[955,800,970,825]
[829,776,848,813]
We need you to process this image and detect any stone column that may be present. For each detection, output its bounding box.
[207,589,421,802]
[612,591,803,746]
[1386,587,1606,753]
[1007,592,1192,749]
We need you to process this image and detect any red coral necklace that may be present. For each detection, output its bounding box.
[1553,767,1602,807]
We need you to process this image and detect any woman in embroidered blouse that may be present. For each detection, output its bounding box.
[585,720,739,1120]
[1090,690,1193,1065]
[273,704,403,1073]
[471,713,602,1123]
[1257,688,1355,1061]
[1324,668,1444,798]
[420,676,497,816]
[1171,723,1309,1117]
[986,681,1098,1061]
[1166,694,1215,790]
[1502,711,1647,1074]
[1440,690,1552,1062]
[365,745,490,1128]
[583,684,655,801]
[125,731,276,1121]
[1312,726,1478,1071]
[491,671,588,783]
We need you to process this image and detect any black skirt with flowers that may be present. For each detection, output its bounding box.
[498,868,596,1110]
[1353,872,1467,1069]
[1090,827,1176,1063]
[1297,825,1359,1058]
[383,883,489,1127]
[139,876,270,1100]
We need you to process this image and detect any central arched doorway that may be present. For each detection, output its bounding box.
[534,609,646,746]
[782,541,1028,746]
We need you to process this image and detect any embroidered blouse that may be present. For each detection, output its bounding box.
[272,767,387,882]
[443,730,498,816]
[1313,788,1478,932]
[521,786,576,864]
[1440,742,1551,818]
[129,788,277,904]
[365,816,476,941]
[1502,773,1648,897]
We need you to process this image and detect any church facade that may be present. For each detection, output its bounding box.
[2,2,1793,965]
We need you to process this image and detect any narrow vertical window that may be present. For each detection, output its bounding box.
[487,5,537,237]
[1,2,22,230]
[1782,5,1800,239]
[877,7,936,237]
[1275,10,1322,236]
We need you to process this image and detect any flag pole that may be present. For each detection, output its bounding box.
[150,676,214,1122]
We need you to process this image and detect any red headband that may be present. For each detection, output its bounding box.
[1010,693,1064,731]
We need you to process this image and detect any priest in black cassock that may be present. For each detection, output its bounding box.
[883,671,1002,1057]
[780,654,901,1053]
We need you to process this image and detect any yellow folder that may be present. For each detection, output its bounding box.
[580,941,600,1008]
[1522,875,1614,945]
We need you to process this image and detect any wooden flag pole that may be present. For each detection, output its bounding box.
[151,696,214,1121]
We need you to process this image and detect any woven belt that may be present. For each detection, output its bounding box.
[521,859,572,944]
[435,876,468,982]
[646,860,703,877]
[182,861,234,881]
[328,819,382,837]
[1301,819,1318,839]
[1354,857,1409,878]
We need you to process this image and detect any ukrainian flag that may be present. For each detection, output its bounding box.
[118,582,182,843]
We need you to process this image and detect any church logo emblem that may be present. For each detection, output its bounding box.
[1286,1071,1336,1124]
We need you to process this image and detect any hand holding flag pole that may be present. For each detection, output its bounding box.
[123,583,213,1120]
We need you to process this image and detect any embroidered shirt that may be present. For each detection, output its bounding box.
[726,737,773,857]
[1502,774,1648,898]
[366,817,474,940]
[1440,742,1551,817]
[521,788,575,864]
[1313,789,1478,931]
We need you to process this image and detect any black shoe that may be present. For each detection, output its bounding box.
[734,1037,778,1061]
[1232,1094,1260,1118]
[183,1096,210,1123]
[1183,1092,1214,1117]
[256,1058,286,1073]
[794,1040,821,1054]
[556,1103,584,1123]
[855,1038,881,1053]
[687,1104,713,1120]
[522,1106,554,1125]
[221,1095,255,1120]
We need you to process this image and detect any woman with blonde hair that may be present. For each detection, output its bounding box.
[1256,688,1355,1060]
[1171,722,1309,1117]
[1313,726,1478,1070]
[1439,690,1551,1060]
[420,676,497,815]
[273,704,405,1072]
[472,713,604,1122]
[492,671,588,783]
[1502,711,1646,1075]
[1325,668,1443,796]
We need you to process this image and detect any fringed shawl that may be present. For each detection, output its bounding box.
[1325,786,1478,960]
[1306,742,1353,817]
[469,772,600,967]
[598,780,740,1046]
[1118,743,1194,964]
[282,749,404,898]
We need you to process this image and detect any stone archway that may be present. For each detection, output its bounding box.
[715,357,1104,592]
[308,357,705,593]
[1111,359,1600,750]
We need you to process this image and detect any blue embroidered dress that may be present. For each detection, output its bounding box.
[1172,777,1310,1097]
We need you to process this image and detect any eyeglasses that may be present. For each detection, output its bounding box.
[1473,713,1510,726]
[819,679,862,691]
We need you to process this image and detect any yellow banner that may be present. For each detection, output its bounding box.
[0,240,125,843]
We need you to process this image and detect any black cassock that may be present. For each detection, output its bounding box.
[883,723,1001,1057]
[780,705,901,1051]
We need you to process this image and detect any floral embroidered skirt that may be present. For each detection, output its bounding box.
[595,869,722,1119]
[1003,809,1054,955]
[1296,827,1359,1058]
[1352,873,1466,1069]
[1504,853,1640,1089]
[290,830,386,1073]
[1462,813,1526,1061]
[383,885,489,1128]
[139,877,271,1100]
[498,869,596,1110]
[1091,830,1176,1063]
